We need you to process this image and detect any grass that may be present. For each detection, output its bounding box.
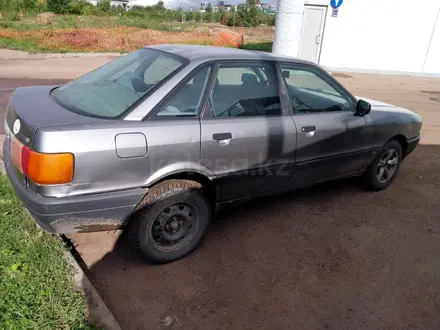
[242,41,273,52]
[0,36,53,53]
[0,14,197,31]
[0,13,274,53]
[0,35,271,54]
[0,174,96,329]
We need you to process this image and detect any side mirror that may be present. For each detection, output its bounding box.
[282,70,290,78]
[355,99,371,116]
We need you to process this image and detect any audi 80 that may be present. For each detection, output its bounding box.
[3,45,422,263]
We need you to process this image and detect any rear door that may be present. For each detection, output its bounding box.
[200,61,297,201]
[277,62,375,187]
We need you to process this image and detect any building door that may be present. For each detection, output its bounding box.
[298,5,327,63]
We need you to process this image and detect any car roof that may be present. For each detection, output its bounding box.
[147,44,315,66]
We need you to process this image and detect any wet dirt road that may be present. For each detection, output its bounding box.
[5,74,440,329]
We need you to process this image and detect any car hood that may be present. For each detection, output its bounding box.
[5,85,107,147]
[355,96,418,116]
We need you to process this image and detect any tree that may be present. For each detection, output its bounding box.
[36,0,47,12]
[154,0,165,10]
[98,0,110,12]
[236,0,258,27]
[245,0,258,27]
[205,2,212,13]
[23,0,36,10]
[68,0,87,14]
[47,0,70,14]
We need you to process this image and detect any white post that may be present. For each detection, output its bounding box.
[272,0,305,58]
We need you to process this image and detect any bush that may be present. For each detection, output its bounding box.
[97,0,110,12]
[220,12,243,27]
[110,5,125,16]
[258,13,275,26]
[68,0,87,15]
[83,5,108,16]
[47,0,70,14]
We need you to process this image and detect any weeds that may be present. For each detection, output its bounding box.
[0,26,244,52]
[0,174,95,329]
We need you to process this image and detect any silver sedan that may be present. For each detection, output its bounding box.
[3,45,422,263]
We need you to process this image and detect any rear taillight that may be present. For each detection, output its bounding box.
[11,137,74,185]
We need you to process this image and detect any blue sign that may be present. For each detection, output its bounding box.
[330,0,343,9]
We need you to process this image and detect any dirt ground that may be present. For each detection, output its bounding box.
[64,73,440,330]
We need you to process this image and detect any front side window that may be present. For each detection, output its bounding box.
[154,65,211,117]
[210,63,282,118]
[52,48,186,119]
[279,64,355,114]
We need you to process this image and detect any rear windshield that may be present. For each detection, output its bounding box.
[51,48,186,119]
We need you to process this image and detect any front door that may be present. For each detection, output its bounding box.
[277,62,375,187]
[298,5,327,63]
[200,61,297,201]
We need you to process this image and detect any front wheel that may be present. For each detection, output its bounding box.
[128,180,211,264]
[362,139,403,191]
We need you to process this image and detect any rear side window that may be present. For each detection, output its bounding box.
[153,65,211,117]
[210,63,282,118]
[52,48,186,119]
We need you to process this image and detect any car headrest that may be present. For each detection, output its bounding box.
[241,73,258,85]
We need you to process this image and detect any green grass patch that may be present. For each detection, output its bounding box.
[0,14,195,32]
[0,174,96,329]
[242,41,273,52]
[0,37,51,53]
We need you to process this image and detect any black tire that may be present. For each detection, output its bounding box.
[361,139,403,191]
[128,179,211,264]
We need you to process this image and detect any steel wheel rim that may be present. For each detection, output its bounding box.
[376,149,399,184]
[149,203,198,252]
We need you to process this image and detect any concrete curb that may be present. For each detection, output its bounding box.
[64,251,122,330]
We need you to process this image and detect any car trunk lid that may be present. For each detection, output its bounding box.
[5,85,107,148]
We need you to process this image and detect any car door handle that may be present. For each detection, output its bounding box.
[301,126,316,137]
[315,34,321,44]
[213,132,232,145]
[213,133,232,140]
[301,126,316,133]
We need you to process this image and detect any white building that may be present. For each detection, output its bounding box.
[274,0,440,76]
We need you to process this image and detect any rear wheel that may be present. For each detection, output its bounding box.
[361,139,403,191]
[128,180,211,264]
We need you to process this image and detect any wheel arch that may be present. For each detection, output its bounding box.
[143,163,219,207]
[389,134,407,157]
[154,171,218,206]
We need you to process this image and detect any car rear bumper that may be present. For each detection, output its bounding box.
[3,136,148,234]
[404,135,420,158]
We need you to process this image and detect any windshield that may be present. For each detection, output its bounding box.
[51,48,186,119]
